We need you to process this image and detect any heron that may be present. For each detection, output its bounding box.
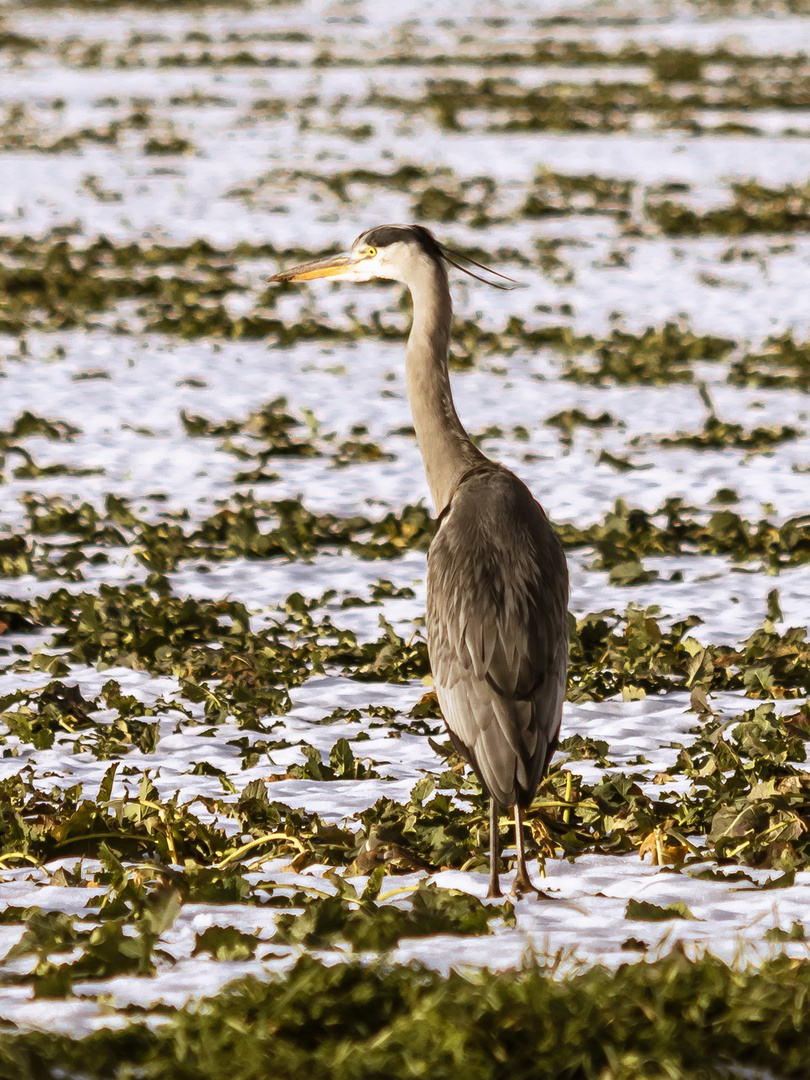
[270,224,569,898]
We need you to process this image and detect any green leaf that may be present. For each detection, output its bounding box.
[625,899,698,922]
[193,925,259,962]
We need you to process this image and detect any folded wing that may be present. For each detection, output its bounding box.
[427,467,569,807]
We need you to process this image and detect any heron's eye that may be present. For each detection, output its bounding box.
[363,245,377,258]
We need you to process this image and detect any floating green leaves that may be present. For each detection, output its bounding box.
[181,396,321,459]
[12,484,810,589]
[729,333,810,391]
[523,168,634,219]
[274,878,513,951]
[656,414,799,453]
[647,180,810,237]
[1,578,431,725]
[0,492,436,580]
[0,409,94,490]
[6,948,810,1079]
[193,925,260,962]
[418,68,810,135]
[561,323,734,385]
[625,899,698,921]
[558,496,810,575]
[283,739,382,782]
[0,679,161,754]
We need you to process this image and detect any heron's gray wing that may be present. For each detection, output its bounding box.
[427,467,568,807]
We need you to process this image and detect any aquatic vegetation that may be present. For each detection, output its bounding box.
[2,0,810,1052]
[647,181,810,237]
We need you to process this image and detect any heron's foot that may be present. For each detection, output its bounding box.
[486,876,503,900]
[510,869,550,901]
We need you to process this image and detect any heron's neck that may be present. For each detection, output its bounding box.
[404,265,487,513]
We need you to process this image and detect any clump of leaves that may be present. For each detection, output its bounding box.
[546,408,615,445]
[729,332,810,391]
[353,774,490,874]
[650,48,704,82]
[676,701,810,869]
[143,129,194,155]
[1,578,433,723]
[647,180,810,237]
[8,947,810,1078]
[522,169,634,220]
[274,873,513,951]
[192,925,259,962]
[625,899,697,921]
[0,236,245,333]
[330,429,395,469]
[0,679,162,755]
[0,533,33,578]
[14,491,436,575]
[653,387,799,452]
[0,762,360,872]
[282,739,382,781]
[0,409,86,488]
[657,414,799,452]
[570,598,810,706]
[558,496,810,575]
[1,905,167,998]
[411,176,497,227]
[558,733,613,767]
[530,684,810,869]
[544,770,663,857]
[180,396,321,460]
[0,764,228,866]
[562,323,734,385]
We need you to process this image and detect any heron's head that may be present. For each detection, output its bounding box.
[268,223,517,289]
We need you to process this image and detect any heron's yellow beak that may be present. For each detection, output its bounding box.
[268,253,352,283]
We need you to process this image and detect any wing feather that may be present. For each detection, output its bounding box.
[427,466,568,807]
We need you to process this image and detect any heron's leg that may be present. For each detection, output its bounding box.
[487,797,502,899]
[511,804,546,899]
